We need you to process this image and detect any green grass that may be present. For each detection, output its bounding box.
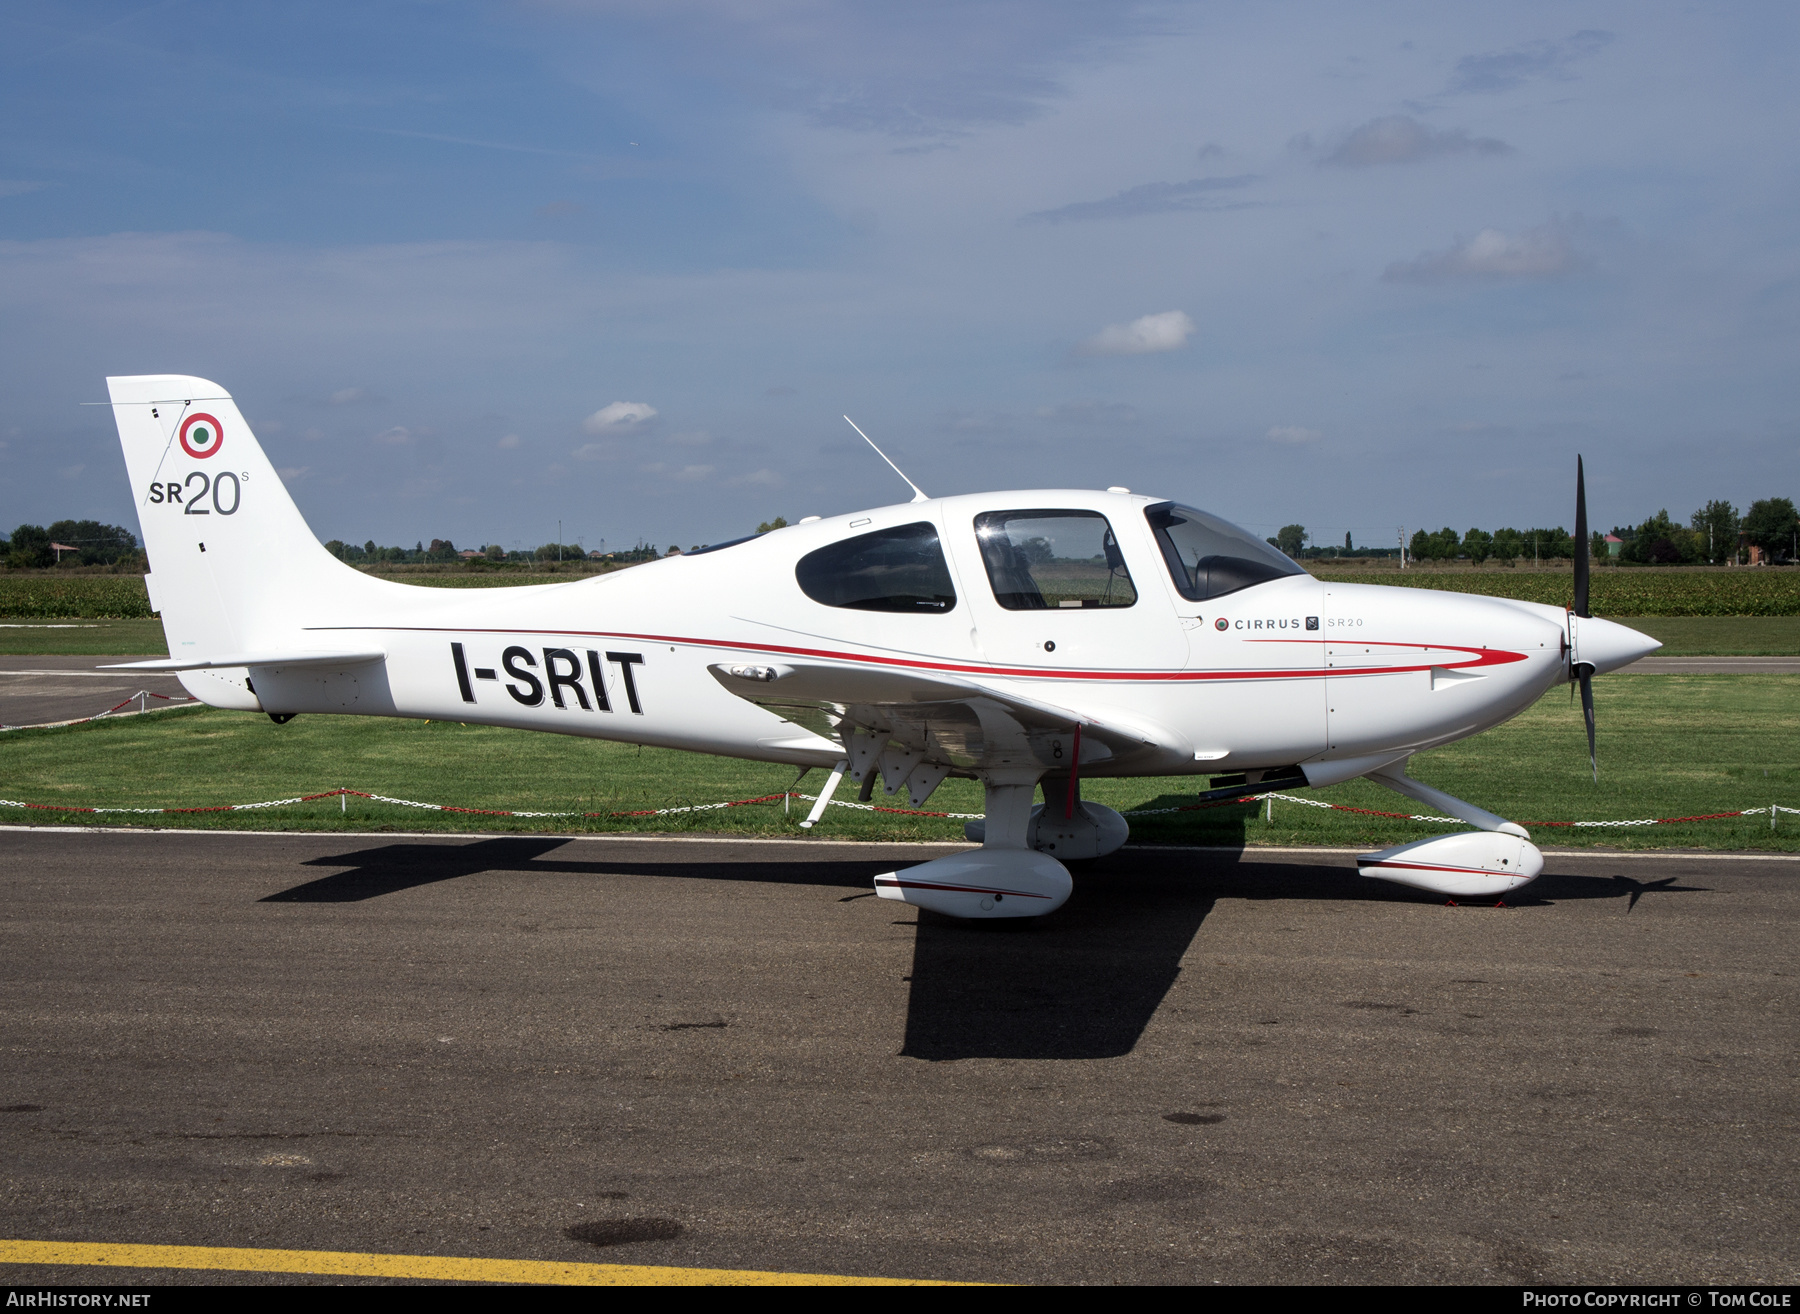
[0,619,168,655]
[0,566,618,621]
[1625,616,1799,655]
[3,675,1794,851]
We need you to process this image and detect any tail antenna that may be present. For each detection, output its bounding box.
[843,416,929,503]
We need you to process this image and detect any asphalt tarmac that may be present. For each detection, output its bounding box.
[1624,656,1800,674]
[1,829,1794,1285]
[0,655,191,728]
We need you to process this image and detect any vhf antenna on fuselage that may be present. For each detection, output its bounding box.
[843,415,929,503]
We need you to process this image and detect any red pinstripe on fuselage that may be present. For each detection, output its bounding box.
[313,626,1528,684]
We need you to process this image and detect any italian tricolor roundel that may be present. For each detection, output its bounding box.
[179,413,224,459]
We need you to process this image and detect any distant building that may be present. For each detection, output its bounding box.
[588,549,605,560]
[1604,533,1622,557]
[458,549,483,560]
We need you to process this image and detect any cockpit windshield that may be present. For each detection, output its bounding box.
[1144,502,1304,602]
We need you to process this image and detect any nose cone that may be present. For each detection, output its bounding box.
[1576,616,1661,674]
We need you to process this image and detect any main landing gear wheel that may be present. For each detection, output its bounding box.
[874,773,1101,919]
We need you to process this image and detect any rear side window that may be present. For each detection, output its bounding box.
[973,509,1136,610]
[1145,501,1304,601]
[795,521,957,613]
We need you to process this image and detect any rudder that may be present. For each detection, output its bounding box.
[107,374,386,704]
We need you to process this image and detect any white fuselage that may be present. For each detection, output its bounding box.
[107,373,1663,908]
[181,490,1576,780]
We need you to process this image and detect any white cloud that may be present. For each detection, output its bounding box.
[276,466,311,481]
[1265,426,1322,445]
[497,433,521,449]
[330,387,369,404]
[583,401,657,432]
[1024,175,1258,224]
[730,468,782,487]
[1447,30,1613,95]
[1383,221,1581,283]
[1079,310,1195,357]
[639,461,715,481]
[1034,400,1139,425]
[0,181,46,199]
[374,425,414,445]
[1323,116,1510,167]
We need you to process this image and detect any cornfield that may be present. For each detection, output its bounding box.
[1312,569,1800,616]
[2,567,1796,618]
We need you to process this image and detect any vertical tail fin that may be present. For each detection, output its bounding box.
[107,374,377,667]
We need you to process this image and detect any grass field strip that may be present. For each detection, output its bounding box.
[1,784,1794,830]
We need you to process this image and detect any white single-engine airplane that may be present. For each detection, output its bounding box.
[103,374,1659,916]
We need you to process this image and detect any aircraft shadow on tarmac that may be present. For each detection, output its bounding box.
[260,815,1710,1063]
[264,836,884,902]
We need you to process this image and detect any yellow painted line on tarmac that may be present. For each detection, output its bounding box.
[0,1239,960,1286]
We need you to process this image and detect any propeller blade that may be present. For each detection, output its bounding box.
[1573,455,1590,619]
[1579,669,1597,782]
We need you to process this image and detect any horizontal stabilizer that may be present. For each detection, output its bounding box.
[100,649,387,672]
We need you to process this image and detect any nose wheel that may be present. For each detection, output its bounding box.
[1358,762,1544,899]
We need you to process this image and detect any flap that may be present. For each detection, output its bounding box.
[709,659,1183,772]
[101,648,387,672]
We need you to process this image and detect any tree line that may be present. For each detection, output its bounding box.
[1270,497,1799,566]
[321,538,663,565]
[4,521,141,569]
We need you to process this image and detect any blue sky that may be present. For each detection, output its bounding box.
[2,1,1796,553]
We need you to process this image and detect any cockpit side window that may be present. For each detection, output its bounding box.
[1145,502,1305,602]
[973,509,1137,610]
[795,521,957,613]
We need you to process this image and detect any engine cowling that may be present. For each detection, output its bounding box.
[1356,831,1545,899]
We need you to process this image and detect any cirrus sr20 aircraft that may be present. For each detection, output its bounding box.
[104,374,1659,917]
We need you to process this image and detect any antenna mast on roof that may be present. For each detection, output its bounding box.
[843,416,929,503]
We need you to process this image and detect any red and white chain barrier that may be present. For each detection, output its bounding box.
[0,689,193,733]
[0,787,796,819]
[0,786,1793,829]
[1243,791,1797,829]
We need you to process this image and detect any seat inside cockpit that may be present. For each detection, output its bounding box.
[973,509,1138,610]
[1144,501,1303,602]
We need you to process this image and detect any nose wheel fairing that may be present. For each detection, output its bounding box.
[1358,831,1545,899]
[1355,762,1545,898]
